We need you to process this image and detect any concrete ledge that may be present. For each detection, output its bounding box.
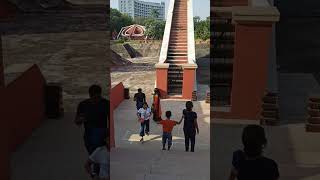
[233,6,280,22]
[182,63,198,69]
[155,63,169,69]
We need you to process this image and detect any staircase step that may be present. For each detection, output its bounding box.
[168,73,183,77]
[168,83,183,88]
[306,123,320,132]
[168,49,188,53]
[169,47,187,50]
[167,56,187,59]
[170,38,188,43]
[168,53,188,56]
[168,78,183,82]
[169,42,187,44]
[308,117,320,124]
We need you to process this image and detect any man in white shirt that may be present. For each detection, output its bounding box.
[137,102,152,142]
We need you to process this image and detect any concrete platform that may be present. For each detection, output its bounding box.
[10,113,89,180]
[111,99,210,180]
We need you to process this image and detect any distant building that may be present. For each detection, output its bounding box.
[118,0,165,20]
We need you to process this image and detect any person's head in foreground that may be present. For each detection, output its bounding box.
[143,102,148,109]
[138,88,142,93]
[229,125,279,180]
[186,101,193,111]
[242,124,267,157]
[89,85,102,99]
[166,111,172,119]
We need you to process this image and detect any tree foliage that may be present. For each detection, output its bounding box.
[194,16,210,40]
[110,8,134,33]
[144,18,165,40]
[150,9,160,19]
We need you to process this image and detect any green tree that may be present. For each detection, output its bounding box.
[194,16,210,40]
[145,19,165,40]
[133,16,149,26]
[110,8,134,34]
[194,16,201,24]
[150,9,160,19]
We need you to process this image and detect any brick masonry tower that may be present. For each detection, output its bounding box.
[212,0,280,121]
[155,0,197,99]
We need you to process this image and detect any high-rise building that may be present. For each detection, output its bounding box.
[118,0,165,20]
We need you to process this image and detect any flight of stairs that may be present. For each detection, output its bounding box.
[166,0,188,96]
[260,92,279,125]
[212,10,234,105]
[306,96,320,132]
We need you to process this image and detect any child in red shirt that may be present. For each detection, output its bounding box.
[157,111,183,150]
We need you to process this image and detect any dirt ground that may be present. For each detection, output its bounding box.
[111,43,210,99]
[2,31,110,112]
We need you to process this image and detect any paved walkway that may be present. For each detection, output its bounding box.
[10,112,89,180]
[111,99,210,180]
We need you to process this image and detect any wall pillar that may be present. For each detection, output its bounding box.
[229,6,279,120]
[155,63,169,98]
[182,64,197,99]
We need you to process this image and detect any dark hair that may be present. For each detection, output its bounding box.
[143,102,148,107]
[154,88,161,98]
[138,88,142,92]
[242,125,267,157]
[89,85,102,97]
[186,101,193,111]
[166,111,172,118]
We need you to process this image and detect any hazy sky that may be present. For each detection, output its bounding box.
[110,0,210,20]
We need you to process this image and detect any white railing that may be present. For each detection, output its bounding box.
[159,0,175,63]
[187,0,196,64]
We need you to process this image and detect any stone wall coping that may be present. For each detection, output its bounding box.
[182,63,198,69]
[155,63,170,69]
[232,6,280,22]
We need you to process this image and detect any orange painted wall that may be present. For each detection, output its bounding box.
[110,82,125,148]
[212,0,248,6]
[156,68,168,98]
[182,68,196,99]
[2,65,46,151]
[231,22,272,120]
[0,65,45,180]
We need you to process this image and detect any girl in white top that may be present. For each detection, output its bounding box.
[137,102,152,142]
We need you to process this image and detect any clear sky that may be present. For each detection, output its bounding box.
[110,0,210,20]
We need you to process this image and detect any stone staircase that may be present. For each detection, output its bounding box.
[260,92,279,125]
[306,95,320,132]
[166,0,188,96]
[212,9,234,106]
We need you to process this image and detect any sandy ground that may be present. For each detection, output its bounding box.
[111,57,157,97]
[2,31,111,111]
